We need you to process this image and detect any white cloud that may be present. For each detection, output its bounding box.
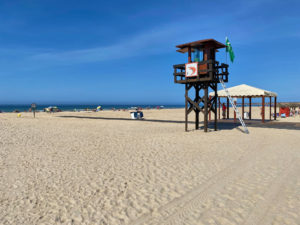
[28,17,217,65]
[3,0,298,68]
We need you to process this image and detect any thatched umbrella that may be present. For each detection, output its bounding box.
[278,102,300,109]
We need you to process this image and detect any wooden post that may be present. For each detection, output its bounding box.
[184,46,192,132]
[204,86,208,132]
[274,96,277,120]
[226,97,229,119]
[209,96,211,121]
[31,103,36,118]
[234,98,237,123]
[195,85,199,130]
[249,97,252,120]
[215,88,217,131]
[185,85,188,131]
[262,96,265,123]
[188,46,192,63]
[269,96,272,120]
[242,97,244,120]
[218,97,221,120]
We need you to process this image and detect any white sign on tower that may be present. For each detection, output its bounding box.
[185,62,198,77]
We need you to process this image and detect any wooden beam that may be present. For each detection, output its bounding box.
[234,99,237,123]
[262,96,265,123]
[218,97,221,120]
[207,96,217,114]
[274,97,277,120]
[249,97,252,120]
[214,85,217,131]
[185,84,188,131]
[209,96,212,121]
[204,87,208,132]
[195,85,199,130]
[242,96,244,120]
[198,95,206,107]
[188,47,191,63]
[187,105,193,115]
[269,96,272,120]
[227,97,229,119]
[186,96,202,112]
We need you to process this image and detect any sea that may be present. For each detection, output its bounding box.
[0,104,184,112]
[0,102,271,113]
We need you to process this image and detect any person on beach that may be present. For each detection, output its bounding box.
[291,108,295,117]
[222,103,226,119]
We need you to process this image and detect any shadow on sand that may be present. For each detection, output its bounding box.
[215,119,300,131]
[58,115,300,132]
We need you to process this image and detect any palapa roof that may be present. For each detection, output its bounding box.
[209,84,277,97]
[278,102,300,108]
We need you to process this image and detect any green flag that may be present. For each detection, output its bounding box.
[226,37,235,63]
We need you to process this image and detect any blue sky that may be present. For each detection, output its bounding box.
[0,0,299,104]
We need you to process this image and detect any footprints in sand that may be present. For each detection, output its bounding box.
[1,113,300,224]
[132,145,299,225]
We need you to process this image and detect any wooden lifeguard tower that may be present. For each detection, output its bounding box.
[173,39,229,132]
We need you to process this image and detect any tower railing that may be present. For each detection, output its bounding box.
[173,60,228,84]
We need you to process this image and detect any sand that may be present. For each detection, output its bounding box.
[0,108,299,225]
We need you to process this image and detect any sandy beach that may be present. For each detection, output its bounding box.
[1,108,299,225]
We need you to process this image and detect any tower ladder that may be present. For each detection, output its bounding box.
[219,77,249,134]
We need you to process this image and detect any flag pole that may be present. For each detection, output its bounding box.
[225,37,227,64]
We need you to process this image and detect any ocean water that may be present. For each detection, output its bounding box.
[0,102,272,113]
[0,104,184,112]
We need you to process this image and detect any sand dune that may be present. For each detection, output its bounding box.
[0,108,299,225]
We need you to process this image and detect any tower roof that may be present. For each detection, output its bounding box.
[176,39,226,53]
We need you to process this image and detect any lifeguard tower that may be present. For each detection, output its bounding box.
[173,39,229,132]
